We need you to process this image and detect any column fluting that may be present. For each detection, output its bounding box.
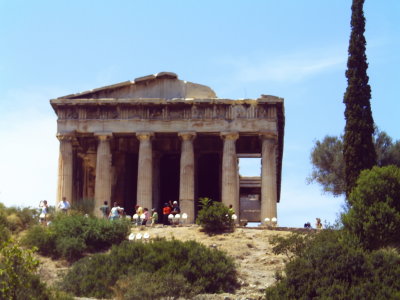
[57,133,74,207]
[94,133,113,218]
[178,132,196,223]
[221,132,239,217]
[260,133,278,223]
[136,132,154,210]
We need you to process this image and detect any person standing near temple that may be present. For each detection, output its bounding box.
[316,218,323,229]
[171,201,180,216]
[58,197,71,213]
[39,200,49,225]
[150,208,158,226]
[109,202,120,221]
[136,205,143,226]
[228,204,235,215]
[163,203,171,225]
[99,201,109,219]
[142,208,149,225]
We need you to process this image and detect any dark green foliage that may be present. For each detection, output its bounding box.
[0,225,11,243]
[309,130,400,196]
[0,239,50,300]
[269,232,315,261]
[0,208,11,243]
[22,214,130,261]
[196,197,234,233]
[55,237,86,261]
[342,166,400,250]
[22,225,56,256]
[61,239,238,298]
[308,136,345,196]
[268,165,400,298]
[343,0,376,198]
[265,230,400,299]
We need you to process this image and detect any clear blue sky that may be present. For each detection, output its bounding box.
[1,0,399,227]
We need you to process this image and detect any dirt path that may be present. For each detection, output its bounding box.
[37,225,292,299]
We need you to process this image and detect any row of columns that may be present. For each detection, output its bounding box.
[57,132,278,222]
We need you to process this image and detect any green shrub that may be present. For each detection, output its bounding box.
[22,225,56,256]
[269,232,315,261]
[0,225,11,244]
[265,230,400,299]
[113,272,198,300]
[342,165,400,250]
[196,197,234,233]
[0,239,50,300]
[61,239,238,298]
[83,217,130,251]
[55,237,86,261]
[22,214,130,261]
[5,213,24,232]
[0,203,38,233]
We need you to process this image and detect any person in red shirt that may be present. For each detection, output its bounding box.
[163,203,171,225]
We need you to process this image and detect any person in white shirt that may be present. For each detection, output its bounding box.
[58,197,71,213]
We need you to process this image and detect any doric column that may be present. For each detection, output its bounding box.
[94,133,113,218]
[260,133,278,223]
[221,132,239,216]
[136,132,154,210]
[57,133,74,207]
[178,132,196,223]
[152,152,161,211]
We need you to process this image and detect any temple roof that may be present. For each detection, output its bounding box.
[59,72,217,100]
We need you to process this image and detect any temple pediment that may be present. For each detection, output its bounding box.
[60,72,217,100]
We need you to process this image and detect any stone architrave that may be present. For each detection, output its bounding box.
[221,132,239,216]
[136,132,154,210]
[94,133,113,218]
[260,133,278,223]
[178,132,196,223]
[57,133,74,206]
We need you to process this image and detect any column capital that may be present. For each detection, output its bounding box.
[94,132,113,141]
[220,132,239,141]
[259,132,278,142]
[57,132,74,141]
[178,131,196,141]
[136,132,154,141]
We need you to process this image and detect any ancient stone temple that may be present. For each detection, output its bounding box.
[50,72,284,223]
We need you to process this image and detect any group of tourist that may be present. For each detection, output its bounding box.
[162,201,181,225]
[39,197,71,225]
[101,201,181,226]
[304,218,323,229]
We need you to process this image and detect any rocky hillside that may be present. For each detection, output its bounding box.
[38,225,293,300]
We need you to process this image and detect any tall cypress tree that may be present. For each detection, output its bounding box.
[343,0,376,199]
